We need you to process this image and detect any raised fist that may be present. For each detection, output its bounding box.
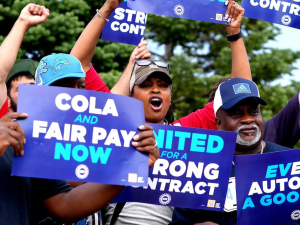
[19,3,50,28]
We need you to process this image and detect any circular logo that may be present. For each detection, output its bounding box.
[75,164,89,179]
[281,15,291,25]
[291,210,300,220]
[174,5,184,16]
[159,193,171,205]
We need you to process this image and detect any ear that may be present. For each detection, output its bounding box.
[7,97,11,108]
[215,116,221,130]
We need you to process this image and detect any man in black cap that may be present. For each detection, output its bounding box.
[5,59,36,112]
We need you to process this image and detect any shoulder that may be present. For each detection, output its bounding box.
[264,141,291,153]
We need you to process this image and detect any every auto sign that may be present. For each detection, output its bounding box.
[12,85,149,187]
[127,0,227,24]
[241,0,300,29]
[235,148,300,225]
[112,124,237,211]
[102,1,147,45]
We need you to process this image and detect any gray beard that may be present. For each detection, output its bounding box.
[236,124,261,146]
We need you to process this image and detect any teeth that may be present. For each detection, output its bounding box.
[248,133,253,136]
[152,98,160,102]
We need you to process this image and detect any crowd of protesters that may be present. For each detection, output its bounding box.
[0,0,299,225]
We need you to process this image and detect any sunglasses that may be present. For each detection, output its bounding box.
[134,59,169,71]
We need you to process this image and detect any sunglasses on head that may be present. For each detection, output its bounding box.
[134,59,169,71]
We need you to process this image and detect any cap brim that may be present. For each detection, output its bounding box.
[135,70,172,85]
[221,95,267,110]
[44,72,86,86]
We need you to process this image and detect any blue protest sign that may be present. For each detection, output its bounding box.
[112,123,237,211]
[102,1,147,45]
[241,0,300,29]
[235,148,300,224]
[12,85,148,187]
[127,0,228,24]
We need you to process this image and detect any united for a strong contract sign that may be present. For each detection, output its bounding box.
[12,85,148,186]
[112,123,237,211]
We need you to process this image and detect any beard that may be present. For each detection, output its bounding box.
[236,124,261,146]
[9,97,17,112]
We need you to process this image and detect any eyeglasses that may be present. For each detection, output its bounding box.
[134,59,169,71]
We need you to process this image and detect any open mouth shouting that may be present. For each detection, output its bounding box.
[149,96,163,111]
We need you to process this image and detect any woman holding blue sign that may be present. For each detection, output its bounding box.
[69,0,251,224]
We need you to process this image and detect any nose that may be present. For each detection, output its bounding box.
[240,112,255,124]
[151,84,160,94]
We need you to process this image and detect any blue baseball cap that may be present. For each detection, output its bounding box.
[35,53,85,86]
[213,78,267,115]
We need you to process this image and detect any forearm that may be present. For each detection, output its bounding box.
[0,19,30,82]
[0,18,30,106]
[44,183,124,221]
[111,61,134,95]
[70,3,115,72]
[224,1,251,81]
[230,37,251,80]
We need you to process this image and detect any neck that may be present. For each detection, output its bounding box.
[234,141,265,155]
[145,119,164,124]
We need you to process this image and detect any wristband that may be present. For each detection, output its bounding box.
[226,31,242,42]
[96,9,109,22]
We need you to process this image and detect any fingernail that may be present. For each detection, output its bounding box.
[138,43,142,47]
[21,150,24,156]
[231,18,234,22]
[134,51,138,55]
[23,113,28,116]
[132,141,138,146]
[135,56,139,59]
[133,135,139,141]
[139,125,145,129]
[227,18,231,23]
[225,0,229,5]
[225,14,229,19]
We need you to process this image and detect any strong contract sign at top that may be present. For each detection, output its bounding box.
[127,0,227,24]
[102,1,147,45]
[241,0,300,29]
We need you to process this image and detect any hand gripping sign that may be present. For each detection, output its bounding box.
[112,123,237,211]
[235,147,300,225]
[127,0,228,24]
[12,85,148,186]
[102,1,147,45]
[241,0,300,29]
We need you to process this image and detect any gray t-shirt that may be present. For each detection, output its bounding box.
[104,202,173,225]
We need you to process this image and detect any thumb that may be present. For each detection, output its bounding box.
[40,8,50,21]
[0,112,28,122]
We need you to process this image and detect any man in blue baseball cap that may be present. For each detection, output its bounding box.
[213,78,268,155]
[35,53,86,89]
[171,78,293,225]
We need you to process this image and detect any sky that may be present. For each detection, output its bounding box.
[267,25,300,86]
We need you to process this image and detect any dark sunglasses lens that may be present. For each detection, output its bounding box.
[154,61,168,68]
[136,60,151,66]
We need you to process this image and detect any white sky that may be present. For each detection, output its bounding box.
[267,25,300,86]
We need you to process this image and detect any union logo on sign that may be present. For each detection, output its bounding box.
[75,164,89,179]
[281,15,291,25]
[174,5,184,16]
[159,193,172,205]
